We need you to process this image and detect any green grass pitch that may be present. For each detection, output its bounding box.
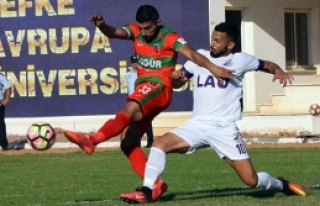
[0,148,319,206]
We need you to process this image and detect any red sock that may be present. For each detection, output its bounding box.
[123,145,148,179]
[89,111,130,145]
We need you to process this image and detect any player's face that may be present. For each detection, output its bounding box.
[137,20,161,43]
[210,31,234,58]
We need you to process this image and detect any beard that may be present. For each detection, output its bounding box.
[143,35,156,43]
[143,26,163,43]
[210,47,228,58]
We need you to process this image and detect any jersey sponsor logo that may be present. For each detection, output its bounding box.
[135,194,146,200]
[177,37,187,44]
[138,58,162,69]
[196,75,229,88]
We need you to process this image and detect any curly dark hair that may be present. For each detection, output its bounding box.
[136,5,159,23]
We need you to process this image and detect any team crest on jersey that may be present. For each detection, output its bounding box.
[152,44,160,54]
[223,59,233,67]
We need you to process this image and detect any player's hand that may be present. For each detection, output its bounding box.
[88,15,105,27]
[273,71,294,87]
[171,70,186,80]
[210,66,235,82]
[171,70,188,88]
[0,98,9,106]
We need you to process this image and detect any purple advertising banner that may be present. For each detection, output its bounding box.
[0,0,209,117]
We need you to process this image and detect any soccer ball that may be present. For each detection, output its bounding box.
[26,122,56,150]
[309,104,320,116]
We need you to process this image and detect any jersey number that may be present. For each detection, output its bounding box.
[236,142,247,154]
[138,85,151,94]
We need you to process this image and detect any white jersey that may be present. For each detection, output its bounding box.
[183,49,263,121]
[0,73,11,101]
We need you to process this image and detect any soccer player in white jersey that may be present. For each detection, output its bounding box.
[120,22,306,203]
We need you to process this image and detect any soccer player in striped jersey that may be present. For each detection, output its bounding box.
[120,22,306,203]
[63,5,234,200]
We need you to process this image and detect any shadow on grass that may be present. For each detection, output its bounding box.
[159,187,279,202]
[311,185,320,190]
[10,140,27,150]
[74,198,113,203]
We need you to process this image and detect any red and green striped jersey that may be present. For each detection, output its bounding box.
[122,23,187,86]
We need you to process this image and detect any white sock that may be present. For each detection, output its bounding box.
[256,172,283,190]
[143,147,166,189]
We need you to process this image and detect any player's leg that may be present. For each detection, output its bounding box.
[118,82,171,179]
[211,121,306,196]
[145,123,154,148]
[0,105,9,150]
[120,119,208,203]
[120,132,190,203]
[63,100,142,154]
[143,119,209,196]
[89,82,169,146]
[225,157,306,196]
[90,100,143,144]
[120,122,148,179]
[63,82,166,154]
[119,119,168,200]
[118,82,173,202]
[225,158,280,188]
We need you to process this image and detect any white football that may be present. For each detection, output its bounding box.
[309,104,320,116]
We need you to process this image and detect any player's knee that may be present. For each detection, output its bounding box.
[120,141,128,152]
[120,138,140,152]
[152,133,183,153]
[121,101,142,119]
[152,138,166,149]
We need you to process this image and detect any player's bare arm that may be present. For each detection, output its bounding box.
[178,44,235,80]
[171,70,188,89]
[0,88,11,106]
[88,15,129,39]
[261,60,294,86]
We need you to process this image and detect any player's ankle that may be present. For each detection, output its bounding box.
[141,186,153,201]
[88,136,97,146]
[89,132,106,146]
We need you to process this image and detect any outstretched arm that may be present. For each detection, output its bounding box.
[178,44,235,80]
[259,60,294,86]
[88,15,129,39]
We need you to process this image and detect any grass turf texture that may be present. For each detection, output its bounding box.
[0,148,319,206]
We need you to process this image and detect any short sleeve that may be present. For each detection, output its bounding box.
[236,53,260,72]
[164,33,187,52]
[183,59,197,75]
[122,23,139,40]
[0,74,11,89]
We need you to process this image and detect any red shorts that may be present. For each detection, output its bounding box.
[127,81,172,121]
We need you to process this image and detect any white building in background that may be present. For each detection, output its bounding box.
[209,0,320,113]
